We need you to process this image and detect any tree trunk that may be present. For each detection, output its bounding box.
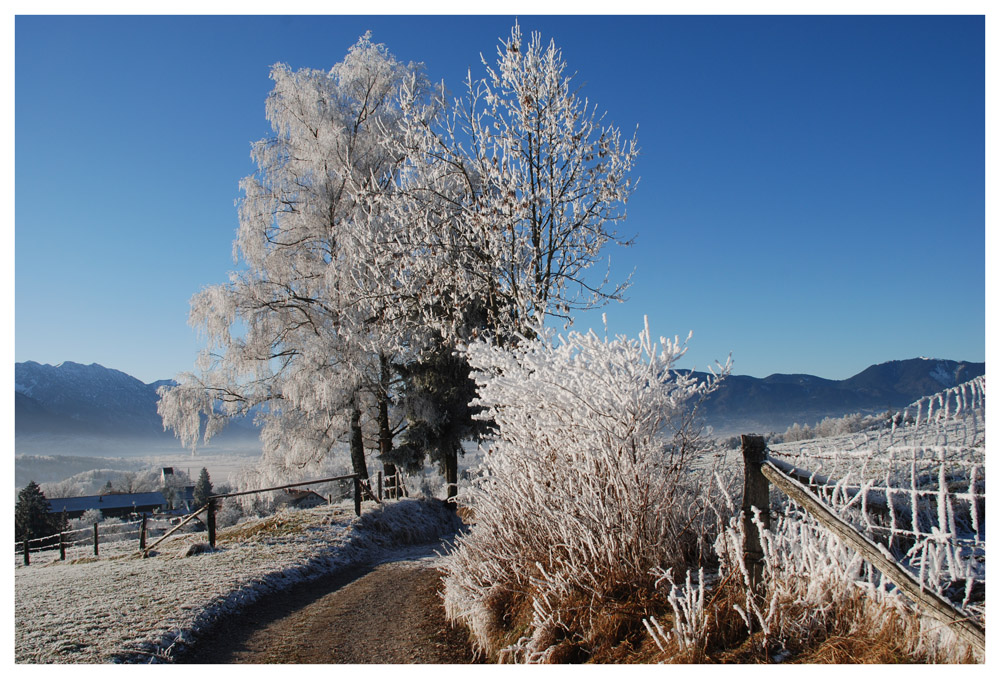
[377,353,398,498]
[349,395,369,480]
[445,449,458,500]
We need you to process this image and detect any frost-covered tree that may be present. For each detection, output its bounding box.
[371,23,640,495]
[158,34,432,488]
[161,25,639,499]
[385,22,639,340]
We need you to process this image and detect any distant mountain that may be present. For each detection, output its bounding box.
[14,357,985,446]
[695,357,985,435]
[14,361,258,451]
[15,361,169,437]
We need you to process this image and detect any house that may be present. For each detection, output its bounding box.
[46,492,167,520]
[274,489,328,510]
[156,485,197,514]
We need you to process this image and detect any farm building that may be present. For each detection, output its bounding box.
[164,486,196,513]
[46,492,168,520]
[274,489,328,510]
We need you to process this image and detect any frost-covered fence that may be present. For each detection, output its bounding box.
[204,472,366,548]
[895,375,984,438]
[376,471,409,501]
[764,378,985,596]
[740,378,987,655]
[16,515,178,567]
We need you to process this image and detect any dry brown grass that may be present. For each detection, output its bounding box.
[465,568,982,665]
[216,512,312,543]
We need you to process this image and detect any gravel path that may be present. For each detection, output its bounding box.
[178,543,481,664]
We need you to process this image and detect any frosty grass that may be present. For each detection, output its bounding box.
[15,498,462,663]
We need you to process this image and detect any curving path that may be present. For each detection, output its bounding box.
[177,543,480,664]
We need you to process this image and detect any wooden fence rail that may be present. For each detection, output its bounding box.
[17,516,170,565]
[198,473,365,550]
[20,472,385,564]
[740,434,985,654]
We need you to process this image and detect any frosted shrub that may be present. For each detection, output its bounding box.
[215,499,245,529]
[73,509,103,528]
[644,567,709,656]
[441,320,728,660]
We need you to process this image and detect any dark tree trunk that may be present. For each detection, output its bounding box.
[377,353,398,498]
[444,449,458,500]
[349,395,368,480]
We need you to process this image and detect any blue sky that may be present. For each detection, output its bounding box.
[13,13,986,384]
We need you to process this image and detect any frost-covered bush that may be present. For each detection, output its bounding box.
[776,411,889,443]
[441,321,729,661]
[73,509,103,528]
[215,499,245,529]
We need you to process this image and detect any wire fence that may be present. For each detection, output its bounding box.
[764,376,986,621]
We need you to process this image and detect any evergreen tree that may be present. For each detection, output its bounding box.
[393,338,490,498]
[15,481,58,542]
[193,467,213,508]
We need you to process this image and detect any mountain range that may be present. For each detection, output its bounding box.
[695,357,984,434]
[14,361,259,457]
[14,357,985,447]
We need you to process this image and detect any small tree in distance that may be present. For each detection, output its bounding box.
[15,481,61,542]
[193,468,213,509]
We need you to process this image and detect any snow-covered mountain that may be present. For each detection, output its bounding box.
[13,361,258,451]
[695,357,985,434]
[15,361,172,437]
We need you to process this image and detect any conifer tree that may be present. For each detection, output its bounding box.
[15,481,58,542]
[193,468,213,508]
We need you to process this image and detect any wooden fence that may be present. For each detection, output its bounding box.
[17,513,174,566]
[18,472,391,565]
[156,472,368,553]
[740,434,985,654]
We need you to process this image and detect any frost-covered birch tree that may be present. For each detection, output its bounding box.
[158,34,431,487]
[386,22,639,340]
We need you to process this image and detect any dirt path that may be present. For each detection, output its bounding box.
[178,549,481,664]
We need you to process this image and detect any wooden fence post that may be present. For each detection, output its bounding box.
[22,539,29,566]
[139,514,147,551]
[207,499,217,548]
[377,471,383,502]
[353,476,362,517]
[741,434,769,599]
[93,523,99,557]
[59,532,66,561]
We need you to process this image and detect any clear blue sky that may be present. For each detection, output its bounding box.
[14,14,985,384]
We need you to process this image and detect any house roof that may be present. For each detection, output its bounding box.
[47,492,167,514]
[276,489,327,505]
